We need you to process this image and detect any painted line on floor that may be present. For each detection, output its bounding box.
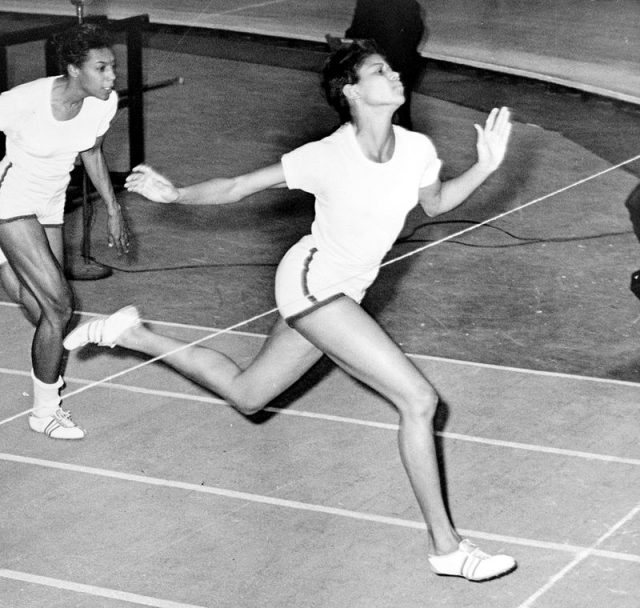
[2,300,640,389]
[2,452,639,566]
[516,502,640,608]
[0,367,638,466]
[0,569,208,608]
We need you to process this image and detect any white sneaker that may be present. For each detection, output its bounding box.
[428,539,516,581]
[29,409,86,440]
[63,305,140,350]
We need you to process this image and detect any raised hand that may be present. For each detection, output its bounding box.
[474,107,512,173]
[125,164,180,203]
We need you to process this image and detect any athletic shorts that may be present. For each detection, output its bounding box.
[0,160,66,265]
[274,235,377,324]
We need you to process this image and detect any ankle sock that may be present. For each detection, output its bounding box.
[31,369,63,418]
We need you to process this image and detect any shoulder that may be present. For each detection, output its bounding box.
[285,124,349,159]
[85,89,118,111]
[0,78,49,124]
[394,126,437,154]
[83,89,119,122]
[1,76,50,100]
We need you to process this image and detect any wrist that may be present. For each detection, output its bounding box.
[473,160,496,177]
[172,187,184,203]
[105,201,121,216]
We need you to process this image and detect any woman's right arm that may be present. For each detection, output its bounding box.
[124,162,286,205]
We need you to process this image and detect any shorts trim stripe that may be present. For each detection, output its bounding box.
[0,161,11,186]
[301,247,318,303]
[285,293,346,326]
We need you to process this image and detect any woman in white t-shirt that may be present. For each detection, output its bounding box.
[65,41,516,580]
[0,24,129,439]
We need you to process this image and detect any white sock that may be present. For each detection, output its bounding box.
[31,369,63,418]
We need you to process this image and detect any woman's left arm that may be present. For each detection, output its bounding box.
[80,136,129,253]
[419,107,512,217]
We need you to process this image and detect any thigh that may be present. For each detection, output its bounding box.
[0,218,67,302]
[43,224,64,266]
[293,296,429,404]
[239,315,324,398]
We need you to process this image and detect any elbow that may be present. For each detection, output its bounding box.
[226,177,248,203]
[420,199,440,218]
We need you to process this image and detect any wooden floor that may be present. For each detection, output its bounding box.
[0,6,639,608]
[3,0,640,103]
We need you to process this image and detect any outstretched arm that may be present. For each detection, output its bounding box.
[124,162,286,205]
[419,106,512,217]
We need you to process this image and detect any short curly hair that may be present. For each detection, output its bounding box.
[51,23,112,74]
[321,39,384,123]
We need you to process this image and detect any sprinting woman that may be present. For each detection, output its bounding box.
[65,41,516,579]
[0,23,129,439]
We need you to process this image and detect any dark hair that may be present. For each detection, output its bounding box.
[321,39,383,123]
[51,23,112,74]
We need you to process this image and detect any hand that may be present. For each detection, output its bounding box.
[474,107,512,173]
[106,205,130,254]
[125,164,180,203]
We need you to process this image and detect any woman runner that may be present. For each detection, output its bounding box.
[64,41,515,580]
[0,23,129,439]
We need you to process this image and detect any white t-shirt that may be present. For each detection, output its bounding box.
[281,122,441,274]
[0,76,117,208]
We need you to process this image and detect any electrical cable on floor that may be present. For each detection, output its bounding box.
[86,220,634,274]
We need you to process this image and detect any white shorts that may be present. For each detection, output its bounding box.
[0,160,66,265]
[274,235,377,324]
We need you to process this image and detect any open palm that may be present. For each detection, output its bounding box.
[474,107,512,172]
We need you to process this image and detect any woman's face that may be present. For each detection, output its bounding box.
[352,53,405,108]
[73,47,116,100]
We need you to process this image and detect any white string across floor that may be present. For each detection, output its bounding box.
[60,153,640,400]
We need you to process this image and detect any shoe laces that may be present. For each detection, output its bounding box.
[460,540,489,560]
[53,408,76,428]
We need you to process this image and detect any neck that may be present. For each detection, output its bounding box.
[351,109,396,163]
[57,76,86,106]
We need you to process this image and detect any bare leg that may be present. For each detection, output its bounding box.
[72,297,513,573]
[0,225,64,325]
[117,315,324,415]
[293,297,460,555]
[112,295,458,553]
[0,220,72,382]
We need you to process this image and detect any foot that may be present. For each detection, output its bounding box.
[63,305,140,351]
[428,539,516,582]
[29,409,86,440]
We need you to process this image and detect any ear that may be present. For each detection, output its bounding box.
[342,83,360,102]
[67,64,80,78]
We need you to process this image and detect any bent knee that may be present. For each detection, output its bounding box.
[41,289,74,326]
[397,385,439,421]
[229,388,272,417]
[233,397,269,417]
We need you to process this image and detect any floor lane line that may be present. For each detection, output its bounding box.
[3,301,640,388]
[516,503,640,608]
[0,569,209,608]
[2,451,639,565]
[0,367,638,465]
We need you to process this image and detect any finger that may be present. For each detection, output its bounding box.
[130,163,153,174]
[494,107,511,134]
[484,107,499,131]
[124,176,146,191]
